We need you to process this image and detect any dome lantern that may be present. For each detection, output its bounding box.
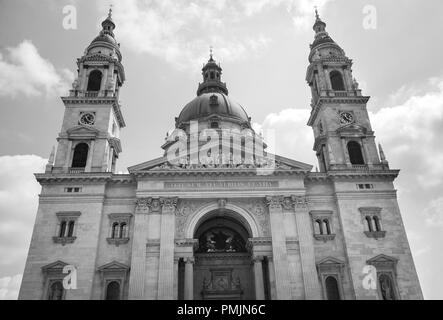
[197,48,229,96]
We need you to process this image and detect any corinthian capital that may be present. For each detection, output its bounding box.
[265,196,284,209]
[293,196,308,209]
[160,197,178,212]
[135,197,161,213]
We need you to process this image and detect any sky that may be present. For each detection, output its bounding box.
[0,0,442,299]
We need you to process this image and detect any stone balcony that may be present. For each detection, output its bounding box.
[68,90,117,98]
[69,167,85,174]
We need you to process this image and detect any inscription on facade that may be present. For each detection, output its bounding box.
[165,181,278,189]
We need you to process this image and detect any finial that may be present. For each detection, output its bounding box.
[108,4,113,18]
[48,146,55,164]
[315,6,319,20]
[378,143,387,162]
[209,46,213,60]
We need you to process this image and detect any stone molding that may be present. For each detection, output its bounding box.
[314,234,336,242]
[52,236,76,246]
[364,231,386,239]
[106,237,130,246]
[175,239,199,250]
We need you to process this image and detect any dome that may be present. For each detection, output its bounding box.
[177,92,250,124]
[91,33,118,47]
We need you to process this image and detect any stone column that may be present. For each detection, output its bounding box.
[253,256,265,300]
[266,196,292,299]
[341,138,352,168]
[292,196,322,299]
[267,256,277,300]
[85,140,94,172]
[128,198,149,299]
[173,257,179,300]
[157,197,178,300]
[64,140,73,171]
[361,138,372,165]
[184,257,194,300]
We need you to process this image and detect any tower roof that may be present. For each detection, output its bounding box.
[310,8,336,50]
[87,7,122,61]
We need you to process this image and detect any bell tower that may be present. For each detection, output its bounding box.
[48,9,126,174]
[306,10,388,172]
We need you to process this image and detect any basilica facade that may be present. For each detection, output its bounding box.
[19,10,423,300]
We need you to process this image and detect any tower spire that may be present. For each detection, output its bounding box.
[209,46,214,61]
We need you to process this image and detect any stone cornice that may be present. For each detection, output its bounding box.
[35,173,134,184]
[132,168,310,178]
[328,170,400,180]
[305,170,400,182]
[334,190,398,200]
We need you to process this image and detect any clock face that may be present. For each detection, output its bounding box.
[339,112,354,125]
[79,112,95,126]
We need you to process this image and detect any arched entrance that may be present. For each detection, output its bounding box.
[194,214,253,300]
[189,210,255,300]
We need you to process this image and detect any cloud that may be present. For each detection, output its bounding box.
[102,0,332,70]
[370,77,443,189]
[0,274,22,300]
[424,197,443,227]
[253,108,316,167]
[0,40,74,98]
[0,155,46,279]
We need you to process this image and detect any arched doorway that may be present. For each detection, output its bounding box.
[191,212,254,300]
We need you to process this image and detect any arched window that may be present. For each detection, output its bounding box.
[71,143,89,168]
[325,276,341,300]
[59,221,67,238]
[316,219,324,235]
[111,222,119,239]
[87,70,102,91]
[330,71,345,91]
[324,219,331,235]
[48,281,64,300]
[67,221,75,237]
[379,274,396,300]
[119,223,127,239]
[210,71,215,80]
[373,216,381,232]
[347,141,365,165]
[105,281,121,300]
[365,216,373,232]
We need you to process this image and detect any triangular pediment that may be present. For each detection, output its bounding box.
[41,260,69,273]
[128,154,312,173]
[317,257,345,266]
[66,125,100,138]
[336,123,368,135]
[98,261,130,272]
[367,254,398,265]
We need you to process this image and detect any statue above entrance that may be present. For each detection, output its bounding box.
[197,227,246,253]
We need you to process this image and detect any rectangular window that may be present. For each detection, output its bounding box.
[357,184,374,190]
[64,187,82,193]
[53,212,81,245]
